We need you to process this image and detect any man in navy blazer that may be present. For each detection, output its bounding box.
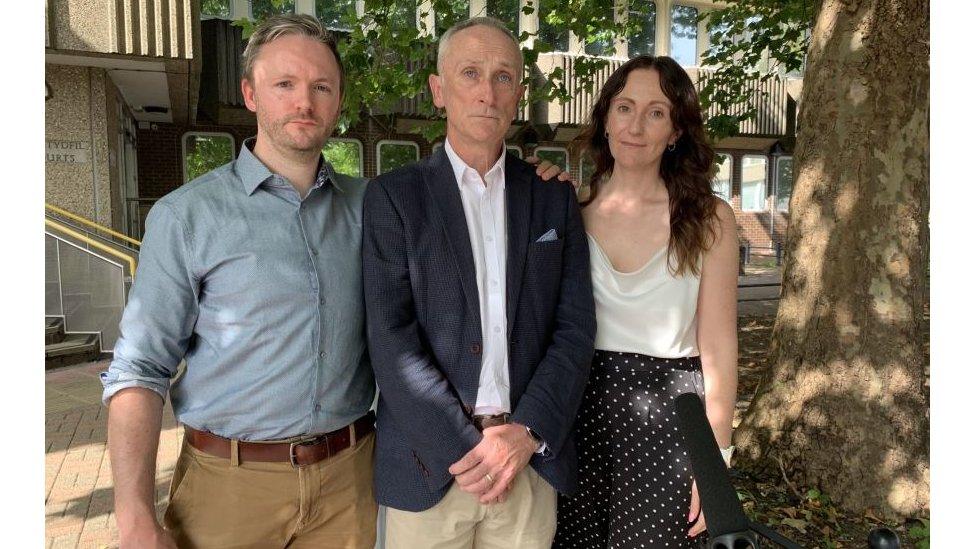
[362,16,596,549]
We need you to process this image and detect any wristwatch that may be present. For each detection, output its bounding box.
[525,426,544,453]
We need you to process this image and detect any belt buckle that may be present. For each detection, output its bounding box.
[288,434,322,468]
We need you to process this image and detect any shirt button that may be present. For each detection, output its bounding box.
[319,351,326,358]
[311,249,319,256]
[315,404,322,412]
[319,297,325,305]
[470,343,482,355]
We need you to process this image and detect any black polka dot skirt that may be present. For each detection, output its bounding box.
[554,350,707,549]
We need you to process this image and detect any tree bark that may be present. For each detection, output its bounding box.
[734,0,929,519]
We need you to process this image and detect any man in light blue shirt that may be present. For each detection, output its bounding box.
[100,15,380,548]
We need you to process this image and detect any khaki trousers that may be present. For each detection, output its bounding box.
[384,466,557,549]
[163,431,377,549]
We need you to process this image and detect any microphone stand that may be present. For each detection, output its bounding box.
[676,394,805,549]
[747,521,805,549]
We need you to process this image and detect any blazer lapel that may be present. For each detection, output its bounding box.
[505,154,531,338]
[423,148,481,320]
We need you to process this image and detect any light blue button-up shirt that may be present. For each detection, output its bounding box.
[100,139,375,440]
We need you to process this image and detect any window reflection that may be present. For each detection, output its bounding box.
[628,2,656,57]
[251,0,295,19]
[740,155,768,212]
[670,4,698,66]
[316,0,354,29]
[486,0,519,36]
[378,142,420,174]
[775,157,793,212]
[538,0,569,52]
[712,153,732,202]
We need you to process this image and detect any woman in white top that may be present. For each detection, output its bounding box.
[553,55,739,548]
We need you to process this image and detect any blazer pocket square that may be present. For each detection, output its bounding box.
[535,229,559,243]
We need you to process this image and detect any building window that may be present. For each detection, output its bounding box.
[316,0,354,29]
[670,4,698,67]
[251,0,294,19]
[584,34,614,56]
[322,138,363,178]
[183,132,235,183]
[486,0,519,36]
[436,0,470,36]
[202,0,232,18]
[712,153,732,202]
[740,155,768,212]
[538,0,569,52]
[583,4,617,57]
[628,1,656,57]
[775,156,794,212]
[534,147,569,171]
[377,140,420,174]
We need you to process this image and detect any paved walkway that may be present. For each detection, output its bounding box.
[45,361,179,549]
[45,269,782,547]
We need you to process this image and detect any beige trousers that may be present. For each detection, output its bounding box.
[163,431,377,549]
[384,466,557,549]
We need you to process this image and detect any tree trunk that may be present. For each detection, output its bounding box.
[734,0,929,519]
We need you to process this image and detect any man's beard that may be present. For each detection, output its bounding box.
[259,111,329,154]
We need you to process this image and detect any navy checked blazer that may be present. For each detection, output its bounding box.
[362,147,597,512]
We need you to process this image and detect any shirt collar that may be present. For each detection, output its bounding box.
[234,137,344,196]
[443,138,507,188]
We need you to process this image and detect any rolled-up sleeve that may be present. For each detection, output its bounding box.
[100,201,200,405]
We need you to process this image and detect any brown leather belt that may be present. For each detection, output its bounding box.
[472,412,510,432]
[183,411,375,467]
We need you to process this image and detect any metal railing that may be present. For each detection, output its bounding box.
[45,203,141,249]
[45,216,139,352]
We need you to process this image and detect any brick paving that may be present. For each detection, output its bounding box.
[45,360,179,549]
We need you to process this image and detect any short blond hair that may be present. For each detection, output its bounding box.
[241,14,344,93]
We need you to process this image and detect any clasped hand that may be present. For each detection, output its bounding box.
[448,423,538,504]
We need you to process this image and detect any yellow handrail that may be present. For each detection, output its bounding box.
[45,219,138,277]
[45,203,141,248]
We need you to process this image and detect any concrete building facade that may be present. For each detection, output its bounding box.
[46,0,802,253]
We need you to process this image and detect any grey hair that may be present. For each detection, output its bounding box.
[437,17,523,73]
[242,14,344,93]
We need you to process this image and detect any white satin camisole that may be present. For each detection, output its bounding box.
[587,233,701,358]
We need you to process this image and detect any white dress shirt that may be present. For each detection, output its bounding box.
[444,139,510,416]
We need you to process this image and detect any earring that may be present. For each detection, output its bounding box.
[667,142,676,152]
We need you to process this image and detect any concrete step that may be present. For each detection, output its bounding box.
[45,333,99,370]
[45,317,65,345]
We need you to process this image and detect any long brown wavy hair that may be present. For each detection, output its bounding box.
[580,55,718,277]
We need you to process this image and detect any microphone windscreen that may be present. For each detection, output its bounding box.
[675,393,751,537]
